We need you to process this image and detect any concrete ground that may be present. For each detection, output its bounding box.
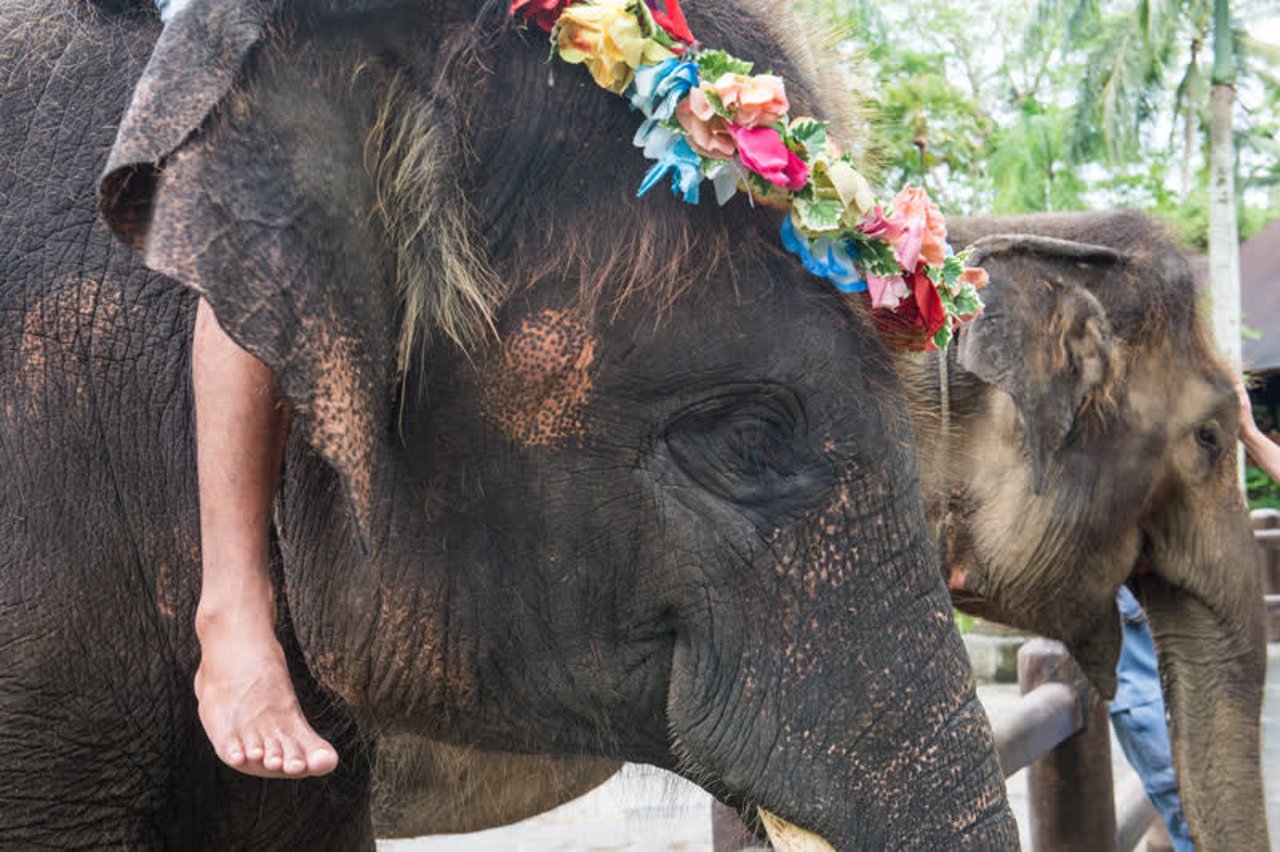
[381,644,1280,851]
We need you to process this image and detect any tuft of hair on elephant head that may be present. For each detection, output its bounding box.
[0,0,1019,848]
[923,211,1268,851]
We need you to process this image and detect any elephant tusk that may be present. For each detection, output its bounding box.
[758,808,837,852]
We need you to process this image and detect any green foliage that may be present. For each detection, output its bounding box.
[1246,464,1280,510]
[696,50,753,82]
[800,0,1280,229]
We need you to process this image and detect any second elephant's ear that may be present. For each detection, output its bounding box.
[956,235,1125,493]
[98,0,466,550]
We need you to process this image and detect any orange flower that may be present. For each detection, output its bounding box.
[891,185,948,268]
[959,266,988,289]
[704,73,790,128]
[676,89,736,158]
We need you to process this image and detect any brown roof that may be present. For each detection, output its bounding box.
[1188,218,1280,372]
[1242,219,1280,372]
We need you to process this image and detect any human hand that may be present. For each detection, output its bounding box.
[1236,374,1280,482]
[1234,376,1258,440]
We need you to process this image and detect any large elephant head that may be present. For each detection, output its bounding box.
[928,211,1268,850]
[98,0,1017,846]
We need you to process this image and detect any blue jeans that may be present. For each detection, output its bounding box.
[1110,587,1194,851]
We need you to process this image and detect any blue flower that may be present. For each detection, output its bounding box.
[637,136,702,204]
[780,216,866,292]
[629,59,699,122]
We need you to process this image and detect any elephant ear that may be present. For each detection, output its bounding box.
[956,235,1125,493]
[99,0,399,551]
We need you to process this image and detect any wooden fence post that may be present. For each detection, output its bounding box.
[711,801,761,852]
[1019,638,1116,852]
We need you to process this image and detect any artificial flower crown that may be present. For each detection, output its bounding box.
[509,0,987,351]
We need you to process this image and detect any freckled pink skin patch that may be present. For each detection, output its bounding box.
[481,310,598,448]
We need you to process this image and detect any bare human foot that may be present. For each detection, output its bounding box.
[191,298,337,779]
[194,603,338,778]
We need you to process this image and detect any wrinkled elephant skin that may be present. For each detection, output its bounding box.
[0,1,1016,849]
[372,212,1270,852]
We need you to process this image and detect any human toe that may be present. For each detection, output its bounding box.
[280,735,308,776]
[223,738,247,767]
[262,736,285,772]
[241,731,265,765]
[306,744,339,776]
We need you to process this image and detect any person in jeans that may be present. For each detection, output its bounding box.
[1110,587,1193,851]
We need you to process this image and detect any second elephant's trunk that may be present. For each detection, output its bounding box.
[1140,500,1270,850]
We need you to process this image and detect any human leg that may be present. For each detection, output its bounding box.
[191,298,338,778]
[1111,589,1194,851]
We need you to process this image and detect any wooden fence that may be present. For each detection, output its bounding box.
[1254,508,1280,641]
[710,512,1280,851]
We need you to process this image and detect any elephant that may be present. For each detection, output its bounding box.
[936,211,1268,850]
[0,0,1019,849]
[371,211,1271,851]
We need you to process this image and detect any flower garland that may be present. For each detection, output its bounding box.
[509,0,987,351]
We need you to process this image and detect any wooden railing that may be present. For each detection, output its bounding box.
[710,516,1280,850]
[1253,509,1280,640]
[995,638,1158,852]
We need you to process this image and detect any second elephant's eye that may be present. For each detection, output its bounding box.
[1195,423,1222,460]
[664,387,830,511]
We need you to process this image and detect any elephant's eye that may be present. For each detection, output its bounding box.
[664,387,830,511]
[1195,423,1222,461]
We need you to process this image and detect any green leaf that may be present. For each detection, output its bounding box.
[697,50,754,82]
[952,286,984,317]
[788,118,829,153]
[850,236,901,277]
[941,254,965,287]
[932,322,954,350]
[793,197,845,233]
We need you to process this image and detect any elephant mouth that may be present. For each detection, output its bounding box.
[1131,531,1155,577]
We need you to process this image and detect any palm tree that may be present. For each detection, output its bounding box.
[1207,0,1240,369]
[1038,0,1259,365]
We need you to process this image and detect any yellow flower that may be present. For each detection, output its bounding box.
[555,0,675,93]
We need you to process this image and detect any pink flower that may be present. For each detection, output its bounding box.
[705,73,790,128]
[867,274,910,310]
[857,205,904,243]
[728,125,808,191]
[891,185,947,268]
[676,90,736,159]
[894,218,925,272]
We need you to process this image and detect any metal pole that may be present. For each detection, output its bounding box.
[1019,638,1117,852]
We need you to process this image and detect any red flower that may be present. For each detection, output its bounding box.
[510,0,571,32]
[911,266,948,339]
[871,266,950,351]
[647,0,696,45]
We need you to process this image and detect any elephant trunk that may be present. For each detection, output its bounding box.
[1140,501,1270,850]
[666,495,1018,850]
